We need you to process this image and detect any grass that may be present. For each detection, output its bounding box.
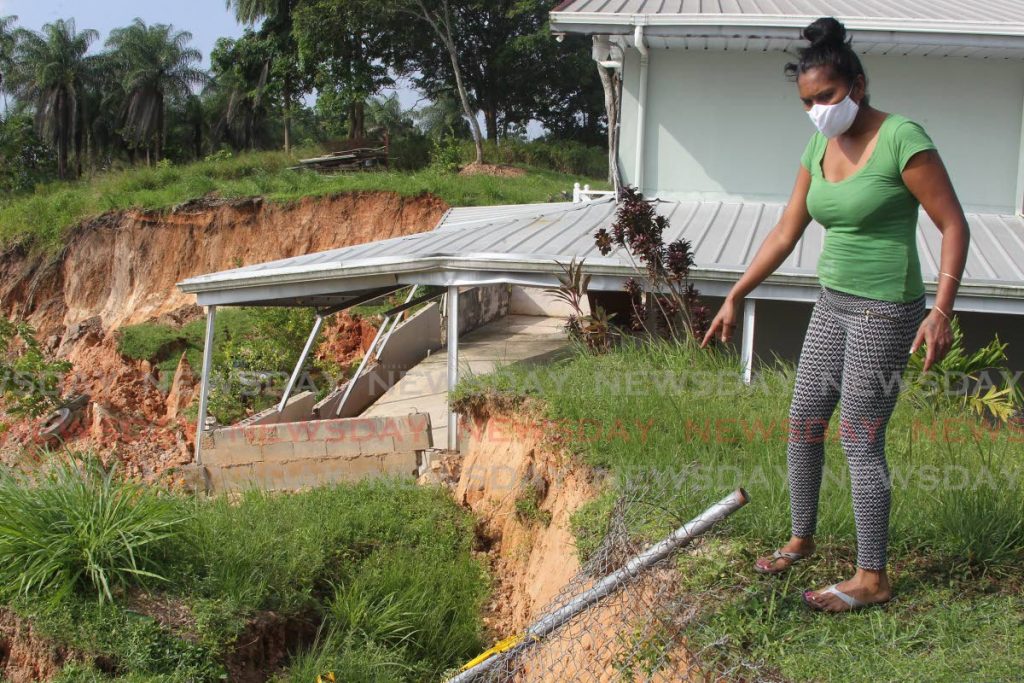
[452,335,1024,681]
[0,148,608,253]
[0,460,488,681]
[0,455,186,604]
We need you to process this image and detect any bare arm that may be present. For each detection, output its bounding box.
[701,165,814,347]
[901,149,970,371]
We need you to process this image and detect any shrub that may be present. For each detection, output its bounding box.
[0,319,73,417]
[458,138,607,177]
[116,323,187,363]
[0,454,186,603]
[429,133,462,174]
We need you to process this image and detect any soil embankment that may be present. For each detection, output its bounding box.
[447,400,698,681]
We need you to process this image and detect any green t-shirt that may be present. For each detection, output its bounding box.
[800,113,937,302]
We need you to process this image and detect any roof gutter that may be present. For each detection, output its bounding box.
[634,25,649,194]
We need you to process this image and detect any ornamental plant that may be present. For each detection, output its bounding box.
[594,186,711,345]
[545,256,619,354]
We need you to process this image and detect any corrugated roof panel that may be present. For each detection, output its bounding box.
[179,198,1024,309]
[554,0,1024,24]
[434,202,578,232]
[551,0,1024,53]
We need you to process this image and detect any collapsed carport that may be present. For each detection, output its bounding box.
[178,196,1024,467]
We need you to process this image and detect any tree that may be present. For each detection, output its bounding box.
[0,15,16,111]
[0,112,56,192]
[414,92,470,139]
[226,0,305,152]
[105,19,207,164]
[408,1,605,144]
[207,32,277,151]
[293,0,406,141]
[7,19,98,179]
[386,0,485,164]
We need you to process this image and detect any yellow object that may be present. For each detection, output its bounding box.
[316,673,336,683]
[458,634,539,672]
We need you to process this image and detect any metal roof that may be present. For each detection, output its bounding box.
[433,202,581,232]
[551,0,1024,56]
[178,198,1024,314]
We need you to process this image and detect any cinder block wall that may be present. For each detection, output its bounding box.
[201,413,431,492]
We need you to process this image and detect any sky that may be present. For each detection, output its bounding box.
[0,0,422,110]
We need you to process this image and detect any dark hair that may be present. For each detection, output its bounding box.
[785,17,870,105]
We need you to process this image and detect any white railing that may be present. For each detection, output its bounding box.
[572,182,616,204]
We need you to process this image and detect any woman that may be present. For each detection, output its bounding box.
[700,17,970,613]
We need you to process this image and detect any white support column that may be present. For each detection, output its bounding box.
[194,305,217,465]
[741,299,756,385]
[446,285,460,451]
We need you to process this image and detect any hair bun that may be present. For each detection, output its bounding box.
[802,17,849,49]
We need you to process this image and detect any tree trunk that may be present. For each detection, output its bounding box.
[194,119,203,160]
[484,108,498,141]
[348,100,366,140]
[156,93,164,163]
[444,38,484,164]
[282,75,292,154]
[56,91,69,180]
[596,58,623,196]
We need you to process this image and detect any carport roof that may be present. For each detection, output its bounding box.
[177,198,1024,314]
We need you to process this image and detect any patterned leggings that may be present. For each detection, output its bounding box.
[787,285,926,570]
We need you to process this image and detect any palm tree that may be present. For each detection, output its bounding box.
[7,19,98,179]
[105,18,207,163]
[226,0,300,152]
[1,15,17,111]
[208,32,275,152]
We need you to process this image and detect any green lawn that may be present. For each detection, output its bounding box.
[452,336,1024,682]
[0,148,608,253]
[0,466,488,682]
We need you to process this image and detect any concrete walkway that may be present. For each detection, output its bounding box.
[363,314,573,448]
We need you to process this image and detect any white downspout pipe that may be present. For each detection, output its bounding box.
[634,25,650,194]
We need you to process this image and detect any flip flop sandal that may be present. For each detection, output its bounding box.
[803,583,888,612]
[753,549,808,575]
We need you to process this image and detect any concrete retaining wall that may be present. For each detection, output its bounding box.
[201,413,431,492]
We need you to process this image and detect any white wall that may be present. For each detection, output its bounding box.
[619,48,1024,214]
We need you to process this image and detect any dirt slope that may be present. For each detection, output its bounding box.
[448,403,699,681]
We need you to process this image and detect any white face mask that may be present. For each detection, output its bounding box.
[807,89,860,138]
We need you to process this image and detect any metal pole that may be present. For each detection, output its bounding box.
[446,285,460,451]
[376,286,418,361]
[335,315,390,417]
[447,488,749,683]
[194,305,217,466]
[741,298,757,385]
[277,314,324,413]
